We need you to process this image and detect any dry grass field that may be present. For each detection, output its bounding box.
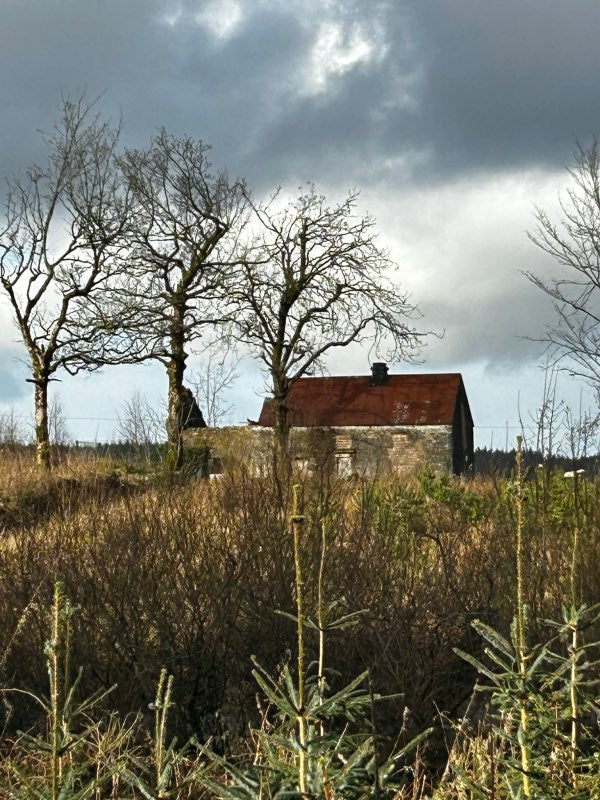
[0,447,598,797]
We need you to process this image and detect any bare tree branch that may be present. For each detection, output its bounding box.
[231,186,423,454]
[117,130,248,468]
[526,139,600,386]
[0,95,134,469]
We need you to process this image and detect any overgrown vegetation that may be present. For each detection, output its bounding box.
[0,448,599,796]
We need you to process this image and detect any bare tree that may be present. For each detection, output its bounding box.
[233,187,422,452]
[48,396,70,447]
[527,139,600,385]
[0,97,132,469]
[518,362,600,466]
[117,390,165,458]
[188,351,238,427]
[518,361,567,460]
[0,408,27,447]
[564,389,600,463]
[119,131,247,467]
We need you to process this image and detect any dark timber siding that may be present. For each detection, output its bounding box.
[452,383,474,474]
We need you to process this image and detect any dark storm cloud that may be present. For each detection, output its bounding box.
[2,0,600,186]
[248,0,600,185]
[0,0,597,386]
[0,0,316,181]
[403,0,600,178]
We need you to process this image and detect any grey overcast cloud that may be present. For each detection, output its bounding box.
[2,0,600,446]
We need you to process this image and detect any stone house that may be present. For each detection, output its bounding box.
[254,364,474,476]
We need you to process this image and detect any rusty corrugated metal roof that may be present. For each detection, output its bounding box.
[257,373,470,427]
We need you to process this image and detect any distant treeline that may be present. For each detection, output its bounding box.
[474,447,600,477]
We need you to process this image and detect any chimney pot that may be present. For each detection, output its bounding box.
[371,362,389,385]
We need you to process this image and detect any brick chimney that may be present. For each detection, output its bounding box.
[370,362,389,385]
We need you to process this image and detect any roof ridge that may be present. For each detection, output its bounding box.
[293,372,463,380]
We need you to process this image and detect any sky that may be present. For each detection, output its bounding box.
[1,0,600,448]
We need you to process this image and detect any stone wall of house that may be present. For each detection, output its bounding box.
[184,424,454,476]
[291,425,453,476]
[366,425,453,474]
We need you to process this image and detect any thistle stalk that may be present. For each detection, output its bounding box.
[154,667,174,799]
[569,472,581,780]
[317,520,327,737]
[515,437,531,797]
[48,582,63,800]
[291,485,308,796]
[570,617,578,779]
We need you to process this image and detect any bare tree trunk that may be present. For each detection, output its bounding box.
[270,394,292,509]
[273,398,289,456]
[34,377,50,470]
[166,306,187,470]
[272,376,292,481]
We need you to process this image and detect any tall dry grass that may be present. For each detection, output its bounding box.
[0,452,599,795]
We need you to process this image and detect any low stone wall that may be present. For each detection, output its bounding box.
[184,424,454,476]
[183,426,273,474]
